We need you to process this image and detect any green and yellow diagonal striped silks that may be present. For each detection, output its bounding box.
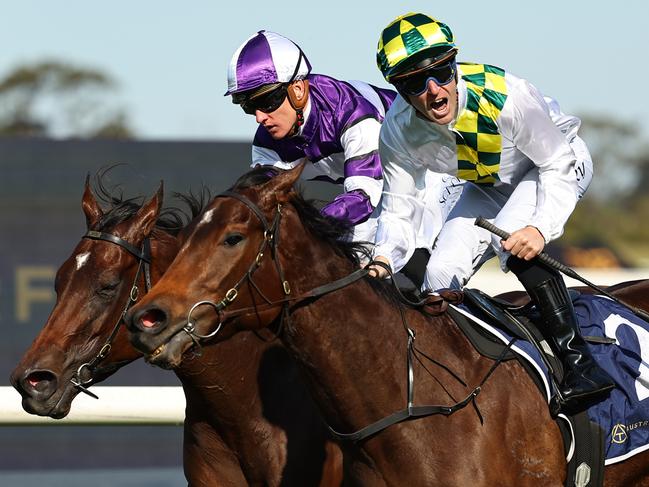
[454,63,508,185]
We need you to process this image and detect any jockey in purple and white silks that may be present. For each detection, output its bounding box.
[225,30,395,244]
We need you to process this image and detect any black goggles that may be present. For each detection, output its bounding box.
[393,60,457,96]
[234,84,288,115]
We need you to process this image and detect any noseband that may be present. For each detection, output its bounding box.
[70,230,152,399]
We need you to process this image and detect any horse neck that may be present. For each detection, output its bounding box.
[273,221,431,430]
[176,327,307,480]
[176,332,274,419]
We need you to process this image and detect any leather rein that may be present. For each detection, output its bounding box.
[69,230,152,399]
[180,191,507,443]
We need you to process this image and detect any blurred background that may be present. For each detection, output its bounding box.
[2,1,648,485]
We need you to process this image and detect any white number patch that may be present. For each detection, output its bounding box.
[604,313,649,401]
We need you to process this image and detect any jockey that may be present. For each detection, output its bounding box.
[369,13,613,413]
[225,30,393,244]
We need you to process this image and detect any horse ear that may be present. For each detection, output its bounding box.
[265,163,305,202]
[131,181,164,238]
[82,174,104,229]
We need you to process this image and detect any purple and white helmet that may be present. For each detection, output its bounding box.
[225,30,312,96]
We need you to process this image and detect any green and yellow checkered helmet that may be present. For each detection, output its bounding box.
[377,13,457,82]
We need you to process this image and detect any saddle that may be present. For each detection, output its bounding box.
[423,288,605,487]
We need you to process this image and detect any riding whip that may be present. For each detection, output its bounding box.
[474,216,649,323]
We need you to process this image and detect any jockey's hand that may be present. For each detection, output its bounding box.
[501,225,545,261]
[368,255,391,279]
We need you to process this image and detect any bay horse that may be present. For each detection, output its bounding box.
[126,165,649,486]
[10,176,342,487]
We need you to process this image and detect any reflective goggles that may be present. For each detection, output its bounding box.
[233,84,288,115]
[393,60,456,96]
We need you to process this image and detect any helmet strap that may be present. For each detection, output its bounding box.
[287,80,309,136]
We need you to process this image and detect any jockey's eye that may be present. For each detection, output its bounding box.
[224,233,244,247]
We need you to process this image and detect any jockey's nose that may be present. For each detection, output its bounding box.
[426,78,443,94]
[255,110,269,124]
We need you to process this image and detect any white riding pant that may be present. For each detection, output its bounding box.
[423,136,592,291]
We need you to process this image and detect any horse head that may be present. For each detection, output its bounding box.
[125,164,340,368]
[10,176,177,418]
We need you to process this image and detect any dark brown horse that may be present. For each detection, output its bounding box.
[125,165,649,486]
[10,177,342,487]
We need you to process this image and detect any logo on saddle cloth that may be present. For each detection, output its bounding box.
[454,63,508,185]
[611,420,649,445]
[611,424,628,444]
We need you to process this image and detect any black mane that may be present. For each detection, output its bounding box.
[91,170,206,235]
[231,166,370,266]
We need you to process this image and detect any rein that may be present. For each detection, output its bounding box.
[69,230,152,399]
[180,191,508,443]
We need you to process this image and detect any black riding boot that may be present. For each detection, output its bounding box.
[507,256,615,414]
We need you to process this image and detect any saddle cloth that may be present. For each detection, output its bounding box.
[454,293,649,465]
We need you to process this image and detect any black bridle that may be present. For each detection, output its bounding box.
[69,230,152,399]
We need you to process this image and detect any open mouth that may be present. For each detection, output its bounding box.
[430,97,449,114]
[144,330,197,369]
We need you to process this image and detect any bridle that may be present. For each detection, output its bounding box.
[69,230,152,399]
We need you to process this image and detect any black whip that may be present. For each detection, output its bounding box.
[475,216,649,323]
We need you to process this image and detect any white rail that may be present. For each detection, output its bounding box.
[0,386,185,425]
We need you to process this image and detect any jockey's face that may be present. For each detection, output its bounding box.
[406,75,458,126]
[254,81,306,140]
[254,96,296,139]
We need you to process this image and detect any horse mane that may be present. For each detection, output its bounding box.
[231,166,371,266]
[91,170,206,235]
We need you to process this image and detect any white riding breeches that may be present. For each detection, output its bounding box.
[423,138,592,291]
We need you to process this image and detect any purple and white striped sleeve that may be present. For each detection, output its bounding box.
[322,102,384,225]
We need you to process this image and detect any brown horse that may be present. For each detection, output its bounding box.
[125,165,649,486]
[10,177,342,487]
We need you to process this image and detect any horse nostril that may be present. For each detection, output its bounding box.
[23,370,57,398]
[138,308,167,331]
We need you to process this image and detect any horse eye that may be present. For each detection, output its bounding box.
[97,281,119,298]
[224,233,244,247]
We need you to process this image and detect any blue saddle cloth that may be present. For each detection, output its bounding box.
[454,294,649,465]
